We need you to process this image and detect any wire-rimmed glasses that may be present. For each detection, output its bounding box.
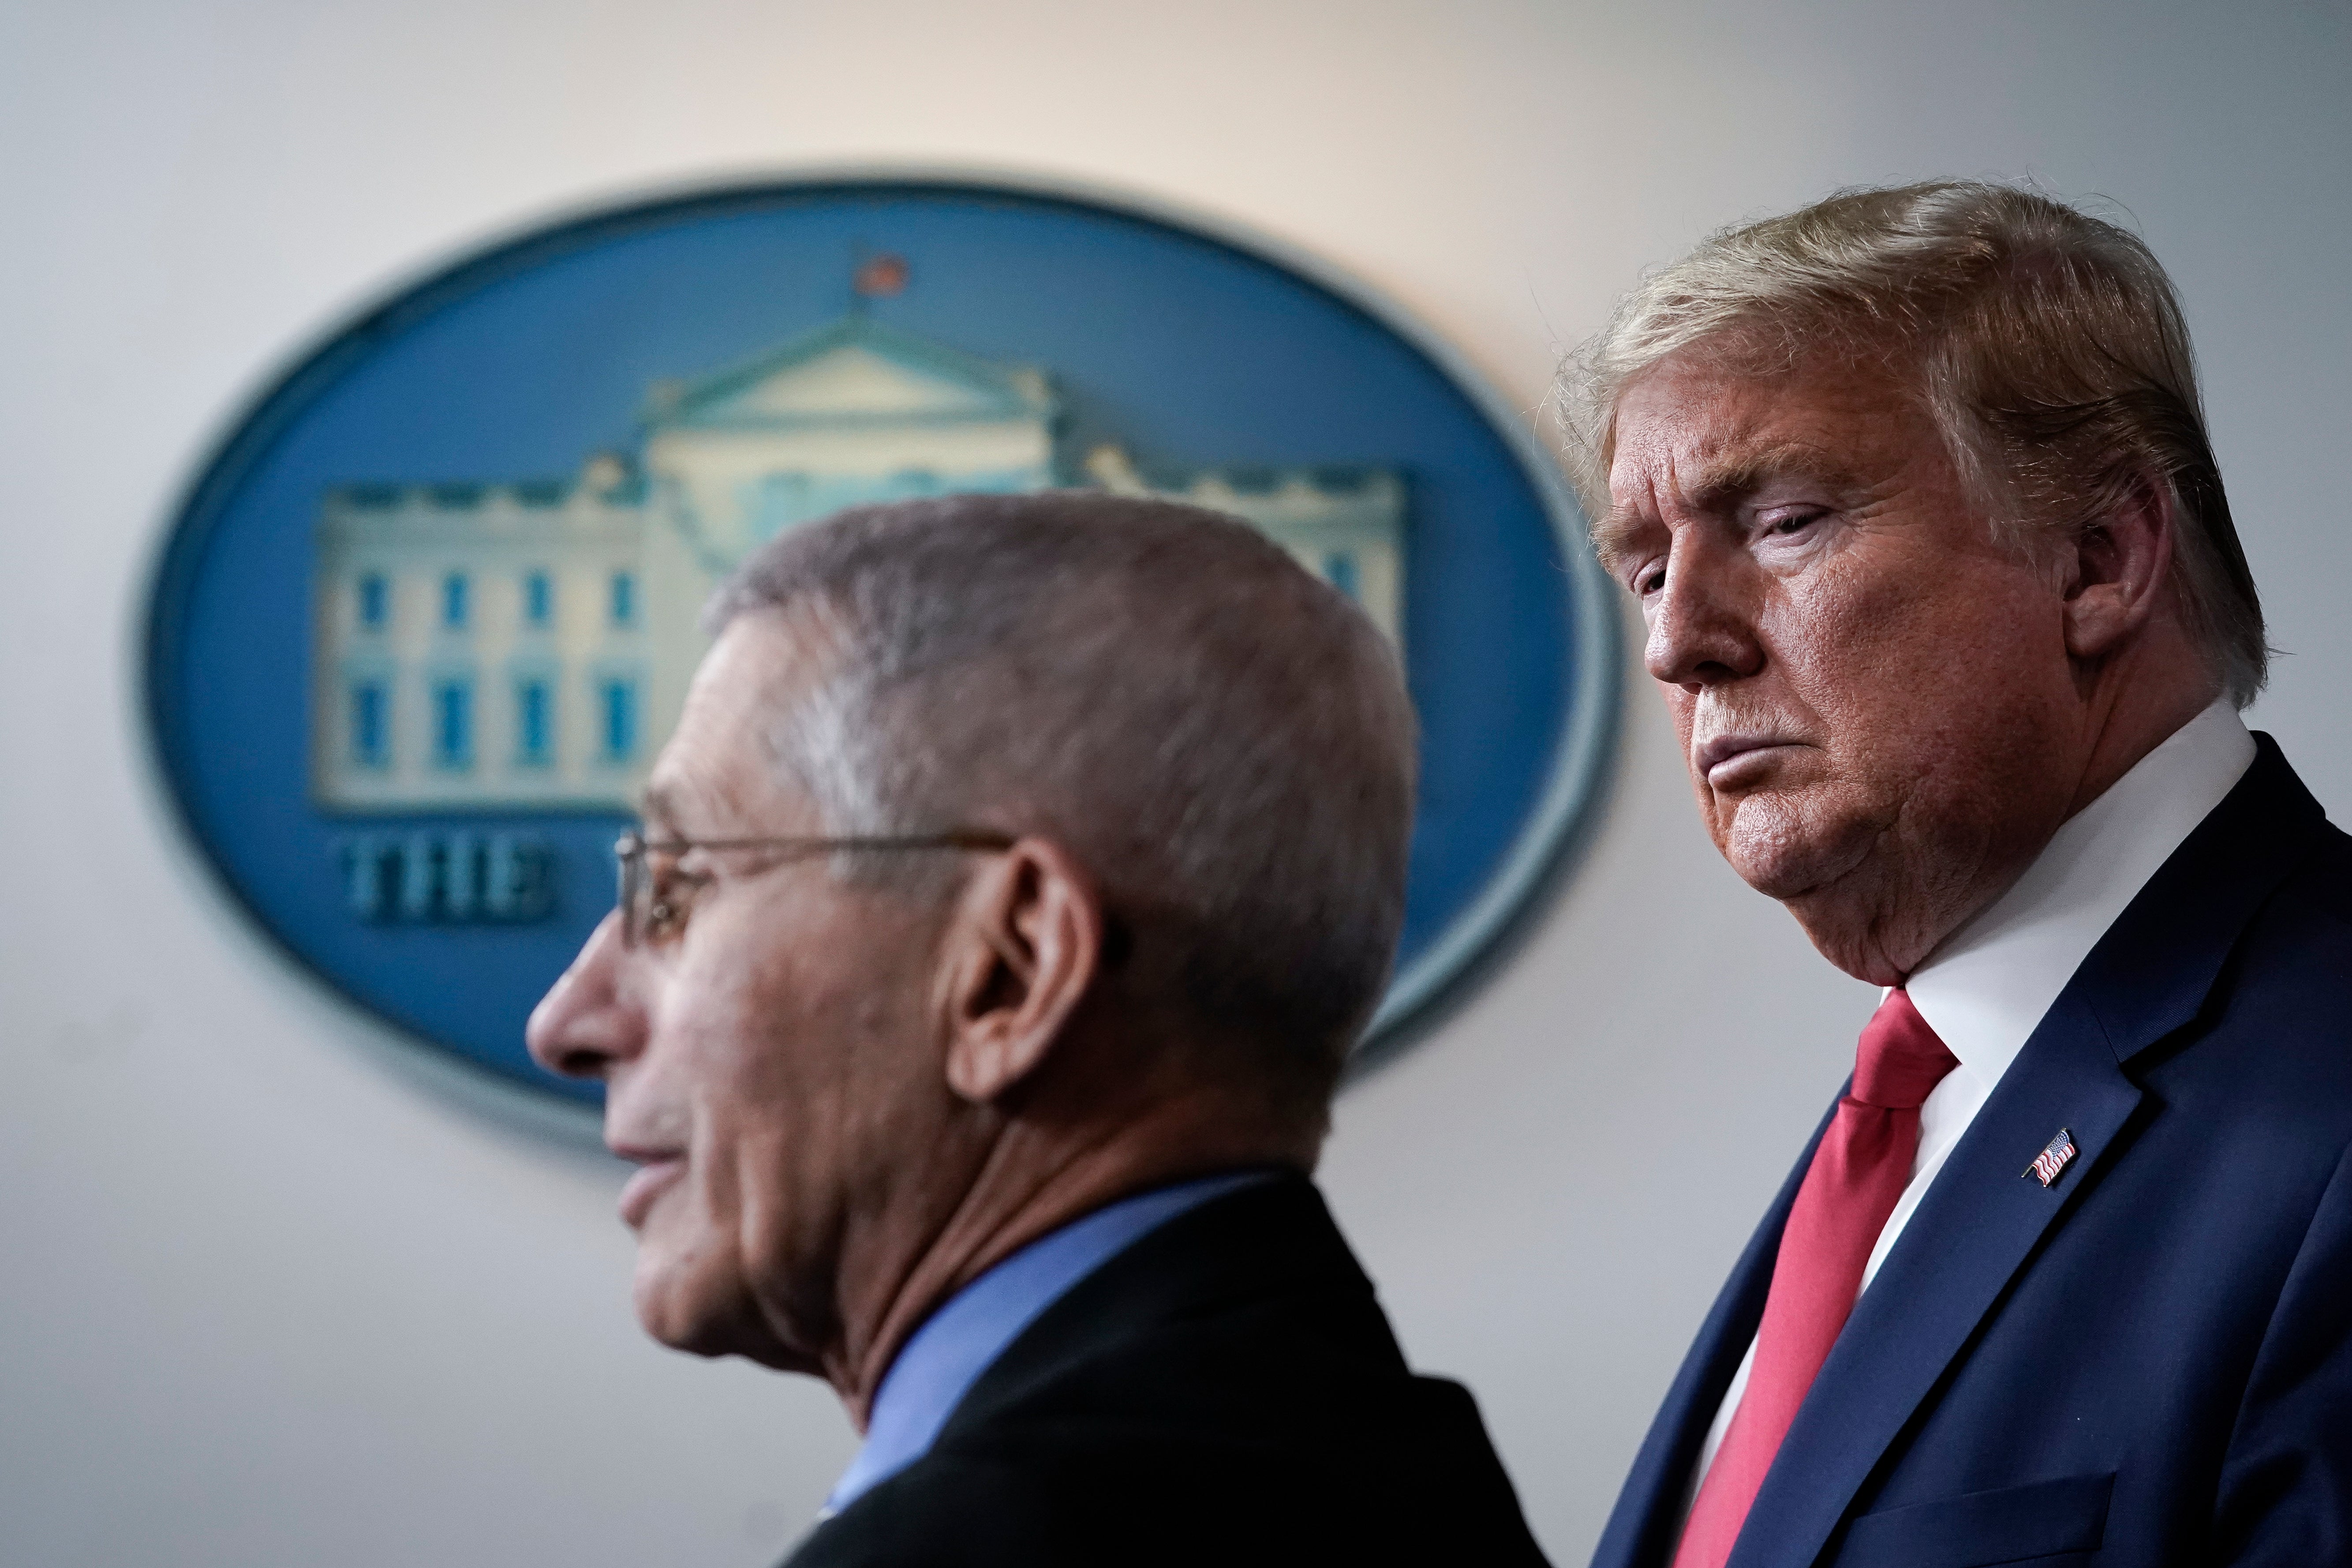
[612,828,1016,947]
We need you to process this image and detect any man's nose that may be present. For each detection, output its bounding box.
[1644,545,1766,690]
[525,913,647,1082]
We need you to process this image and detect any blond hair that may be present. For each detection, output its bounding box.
[1559,180,2267,704]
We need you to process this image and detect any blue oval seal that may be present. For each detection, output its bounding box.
[144,174,1617,1106]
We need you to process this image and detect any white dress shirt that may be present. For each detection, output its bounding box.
[1683,699,2257,1506]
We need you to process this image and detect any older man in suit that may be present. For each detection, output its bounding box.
[526,492,1548,1567]
[1569,181,2352,1568]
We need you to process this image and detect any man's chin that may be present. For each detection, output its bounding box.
[1722,808,1874,904]
[632,1257,737,1358]
[631,1260,819,1373]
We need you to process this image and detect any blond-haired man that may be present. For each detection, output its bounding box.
[1571,183,2352,1568]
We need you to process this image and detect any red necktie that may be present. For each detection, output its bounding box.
[1671,989,1958,1568]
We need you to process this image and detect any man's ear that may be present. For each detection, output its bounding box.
[2062,475,2176,661]
[934,838,1104,1104]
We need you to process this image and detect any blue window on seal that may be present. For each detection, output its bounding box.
[601,678,637,761]
[357,573,389,630]
[442,572,470,630]
[349,681,389,767]
[434,679,474,768]
[516,678,551,764]
[523,570,553,629]
[610,570,636,628]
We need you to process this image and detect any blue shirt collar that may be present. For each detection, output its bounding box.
[823,1169,1275,1516]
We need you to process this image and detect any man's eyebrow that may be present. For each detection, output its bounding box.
[1685,444,1855,510]
[637,782,686,832]
[1591,509,1649,573]
[1599,442,1859,551]
[1595,440,1866,573]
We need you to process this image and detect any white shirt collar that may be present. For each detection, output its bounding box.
[1904,698,2256,1091]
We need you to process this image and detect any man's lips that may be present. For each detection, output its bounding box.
[613,1146,686,1229]
[1693,733,1804,787]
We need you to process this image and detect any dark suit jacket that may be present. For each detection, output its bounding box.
[786,1174,1550,1568]
[1593,734,2352,1568]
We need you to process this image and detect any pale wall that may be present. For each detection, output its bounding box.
[4,3,2348,1564]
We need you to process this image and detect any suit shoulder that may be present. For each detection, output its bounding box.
[2227,816,2352,1040]
[789,1185,1548,1568]
[2268,816,2352,917]
[2150,817,2352,1155]
[790,1376,1548,1568]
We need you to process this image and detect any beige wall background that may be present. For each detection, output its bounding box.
[5,3,2348,1564]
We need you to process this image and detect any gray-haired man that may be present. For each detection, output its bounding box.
[527,493,1549,1568]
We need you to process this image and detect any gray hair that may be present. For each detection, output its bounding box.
[704,491,1417,1108]
[1559,179,2267,706]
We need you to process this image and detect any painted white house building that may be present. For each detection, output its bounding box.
[311,313,1405,813]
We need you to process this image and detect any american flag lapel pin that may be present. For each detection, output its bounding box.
[2023,1127,2078,1188]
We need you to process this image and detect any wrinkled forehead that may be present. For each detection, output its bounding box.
[1595,347,1930,546]
[1612,358,1767,462]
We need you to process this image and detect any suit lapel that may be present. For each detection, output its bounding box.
[1592,1100,1834,1568]
[1726,735,2326,1568]
[1726,995,2141,1568]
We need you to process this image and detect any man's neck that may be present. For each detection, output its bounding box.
[2064,657,2224,820]
[1895,667,2225,979]
[1800,657,2225,984]
[824,1081,1316,1426]
[1907,694,2254,1081]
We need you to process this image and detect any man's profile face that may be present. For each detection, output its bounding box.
[1598,347,2084,980]
[526,617,959,1369]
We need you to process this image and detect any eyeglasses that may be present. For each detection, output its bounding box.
[612,828,1016,948]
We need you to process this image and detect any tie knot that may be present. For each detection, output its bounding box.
[1851,989,1959,1109]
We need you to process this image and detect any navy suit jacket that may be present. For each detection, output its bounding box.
[1594,735,2352,1568]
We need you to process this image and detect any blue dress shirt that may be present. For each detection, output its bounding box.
[823,1170,1275,1515]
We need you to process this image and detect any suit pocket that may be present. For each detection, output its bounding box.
[1835,1471,2115,1568]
